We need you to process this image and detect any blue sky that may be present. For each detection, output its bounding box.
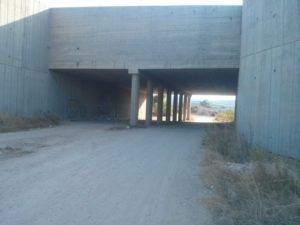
[40,0,242,8]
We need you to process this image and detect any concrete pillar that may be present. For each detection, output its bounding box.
[178,93,183,122]
[157,85,164,124]
[166,89,172,122]
[183,94,188,121]
[187,95,191,121]
[130,73,140,126]
[172,91,178,122]
[145,80,153,126]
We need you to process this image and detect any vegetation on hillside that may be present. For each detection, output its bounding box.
[201,125,300,225]
[199,100,211,108]
[214,110,235,123]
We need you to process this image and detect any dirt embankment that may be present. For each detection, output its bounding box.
[0,115,60,133]
[201,126,300,225]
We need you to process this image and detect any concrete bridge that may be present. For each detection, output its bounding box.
[49,6,241,126]
[0,0,299,158]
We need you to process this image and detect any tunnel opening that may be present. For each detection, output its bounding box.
[138,68,239,125]
[190,94,236,123]
[140,93,236,124]
[49,68,238,126]
[49,69,134,122]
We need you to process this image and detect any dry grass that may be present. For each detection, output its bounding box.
[201,125,300,225]
[0,114,60,133]
[214,110,235,123]
[203,124,257,163]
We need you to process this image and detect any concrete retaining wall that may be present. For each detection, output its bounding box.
[0,0,118,119]
[0,0,49,116]
[237,0,300,158]
[49,6,242,70]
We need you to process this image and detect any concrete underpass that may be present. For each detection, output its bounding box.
[0,1,300,224]
[50,68,238,126]
[46,6,241,125]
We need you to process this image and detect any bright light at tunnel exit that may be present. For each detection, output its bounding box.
[40,0,243,8]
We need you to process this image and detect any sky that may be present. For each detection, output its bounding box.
[40,0,243,8]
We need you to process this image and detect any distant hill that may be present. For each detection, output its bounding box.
[210,100,235,110]
[191,99,235,112]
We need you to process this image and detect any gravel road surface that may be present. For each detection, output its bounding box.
[0,122,211,225]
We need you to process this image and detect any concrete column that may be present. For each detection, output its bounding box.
[183,94,188,121]
[157,85,164,124]
[172,91,178,122]
[178,93,183,122]
[130,73,140,126]
[166,89,172,122]
[187,95,191,121]
[145,80,153,126]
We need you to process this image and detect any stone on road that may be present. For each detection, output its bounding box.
[0,123,210,225]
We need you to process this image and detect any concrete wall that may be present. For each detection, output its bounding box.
[49,6,242,70]
[0,0,49,116]
[237,0,300,158]
[0,0,120,120]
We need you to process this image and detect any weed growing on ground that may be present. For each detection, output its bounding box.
[201,125,300,225]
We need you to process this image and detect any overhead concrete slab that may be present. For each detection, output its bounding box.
[49,6,242,71]
[142,68,239,95]
[51,69,132,88]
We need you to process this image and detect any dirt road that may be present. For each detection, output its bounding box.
[0,122,211,225]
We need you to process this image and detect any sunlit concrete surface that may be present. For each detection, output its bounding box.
[49,6,241,70]
[237,0,300,158]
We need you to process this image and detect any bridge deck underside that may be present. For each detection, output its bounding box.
[52,68,239,95]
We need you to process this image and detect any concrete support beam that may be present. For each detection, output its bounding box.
[157,85,164,124]
[145,80,153,126]
[172,91,178,122]
[178,93,183,122]
[49,7,242,70]
[187,95,191,121]
[130,73,140,126]
[166,89,172,123]
[183,95,188,121]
